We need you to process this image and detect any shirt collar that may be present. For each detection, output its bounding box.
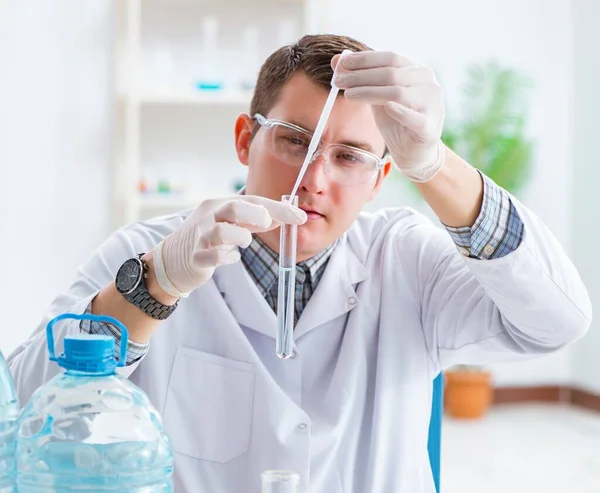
[241,234,336,298]
[235,187,336,296]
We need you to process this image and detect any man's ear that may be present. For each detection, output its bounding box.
[369,158,393,200]
[234,113,254,166]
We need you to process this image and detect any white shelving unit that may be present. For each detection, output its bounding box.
[112,0,331,228]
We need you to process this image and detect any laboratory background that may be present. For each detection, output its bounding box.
[1,0,599,492]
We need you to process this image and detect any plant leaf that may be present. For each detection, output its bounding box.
[445,60,534,195]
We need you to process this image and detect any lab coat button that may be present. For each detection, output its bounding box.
[298,423,308,430]
[483,244,495,257]
[458,246,470,257]
[348,296,357,305]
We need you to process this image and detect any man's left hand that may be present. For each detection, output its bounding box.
[332,51,446,183]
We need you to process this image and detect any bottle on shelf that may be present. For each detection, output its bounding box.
[261,470,300,493]
[195,15,224,91]
[152,37,176,89]
[239,26,260,92]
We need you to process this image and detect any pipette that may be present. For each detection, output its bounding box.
[288,49,353,201]
[276,51,352,360]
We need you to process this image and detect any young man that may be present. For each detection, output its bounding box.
[9,34,591,493]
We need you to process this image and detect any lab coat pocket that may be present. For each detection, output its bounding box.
[163,347,255,464]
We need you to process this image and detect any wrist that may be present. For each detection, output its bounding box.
[142,251,180,306]
[414,146,483,227]
[395,140,445,183]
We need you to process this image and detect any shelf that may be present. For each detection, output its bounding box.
[113,0,327,228]
[128,88,253,106]
[139,187,242,210]
[139,194,199,209]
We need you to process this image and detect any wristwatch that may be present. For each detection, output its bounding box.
[115,254,179,320]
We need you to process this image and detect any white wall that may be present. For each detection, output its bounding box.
[330,0,575,386]
[0,1,113,355]
[569,0,600,394]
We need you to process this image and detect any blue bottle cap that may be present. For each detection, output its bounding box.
[58,335,117,374]
[46,313,129,374]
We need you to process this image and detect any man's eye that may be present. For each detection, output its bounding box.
[286,136,308,146]
[340,152,359,162]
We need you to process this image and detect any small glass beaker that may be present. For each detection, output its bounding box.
[261,470,300,493]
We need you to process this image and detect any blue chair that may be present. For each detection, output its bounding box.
[428,372,444,493]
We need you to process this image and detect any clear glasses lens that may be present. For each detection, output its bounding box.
[270,125,312,163]
[265,123,380,186]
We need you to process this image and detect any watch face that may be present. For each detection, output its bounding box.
[116,258,142,294]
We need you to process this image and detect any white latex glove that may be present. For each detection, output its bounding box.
[152,196,307,298]
[332,51,446,183]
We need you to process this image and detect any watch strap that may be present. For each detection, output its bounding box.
[124,287,179,321]
[122,254,179,320]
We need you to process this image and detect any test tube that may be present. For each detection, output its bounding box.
[261,470,300,493]
[276,194,298,359]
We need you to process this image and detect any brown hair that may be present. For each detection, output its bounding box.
[250,34,373,119]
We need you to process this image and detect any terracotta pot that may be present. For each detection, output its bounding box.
[444,370,493,419]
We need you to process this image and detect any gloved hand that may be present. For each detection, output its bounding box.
[331,51,446,183]
[151,196,307,298]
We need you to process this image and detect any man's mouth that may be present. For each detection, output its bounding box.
[300,206,325,221]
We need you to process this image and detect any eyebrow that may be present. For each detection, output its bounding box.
[285,119,377,154]
[339,140,376,154]
[285,118,315,134]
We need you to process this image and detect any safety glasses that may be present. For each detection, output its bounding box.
[253,113,386,187]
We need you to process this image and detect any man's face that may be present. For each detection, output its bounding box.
[235,72,391,261]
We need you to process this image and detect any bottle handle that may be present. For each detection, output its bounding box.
[46,313,130,367]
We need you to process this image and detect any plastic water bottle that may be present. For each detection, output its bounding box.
[16,313,173,492]
[261,470,300,493]
[0,349,18,493]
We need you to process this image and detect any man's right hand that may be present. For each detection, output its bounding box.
[151,195,307,298]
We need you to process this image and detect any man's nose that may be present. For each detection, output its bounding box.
[300,152,329,194]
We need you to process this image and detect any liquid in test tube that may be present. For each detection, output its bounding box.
[276,194,298,359]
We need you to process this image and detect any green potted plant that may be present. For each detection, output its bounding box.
[441,60,534,419]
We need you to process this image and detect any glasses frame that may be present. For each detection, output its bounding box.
[252,113,387,175]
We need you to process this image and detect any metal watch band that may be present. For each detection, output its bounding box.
[122,254,179,320]
[125,288,178,320]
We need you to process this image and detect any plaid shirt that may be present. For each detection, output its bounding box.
[446,172,524,259]
[81,302,148,364]
[240,235,336,322]
[81,174,524,364]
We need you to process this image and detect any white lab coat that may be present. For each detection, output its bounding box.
[8,197,591,493]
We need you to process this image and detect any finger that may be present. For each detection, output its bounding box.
[200,222,253,249]
[341,51,416,71]
[200,195,305,225]
[242,195,307,225]
[344,84,413,107]
[345,83,438,112]
[330,49,355,71]
[331,54,339,71]
[214,200,272,229]
[331,53,342,71]
[334,66,437,90]
[384,102,429,134]
[193,247,240,269]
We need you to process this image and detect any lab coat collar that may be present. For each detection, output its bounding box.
[212,233,369,340]
[294,234,368,338]
[212,257,277,340]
